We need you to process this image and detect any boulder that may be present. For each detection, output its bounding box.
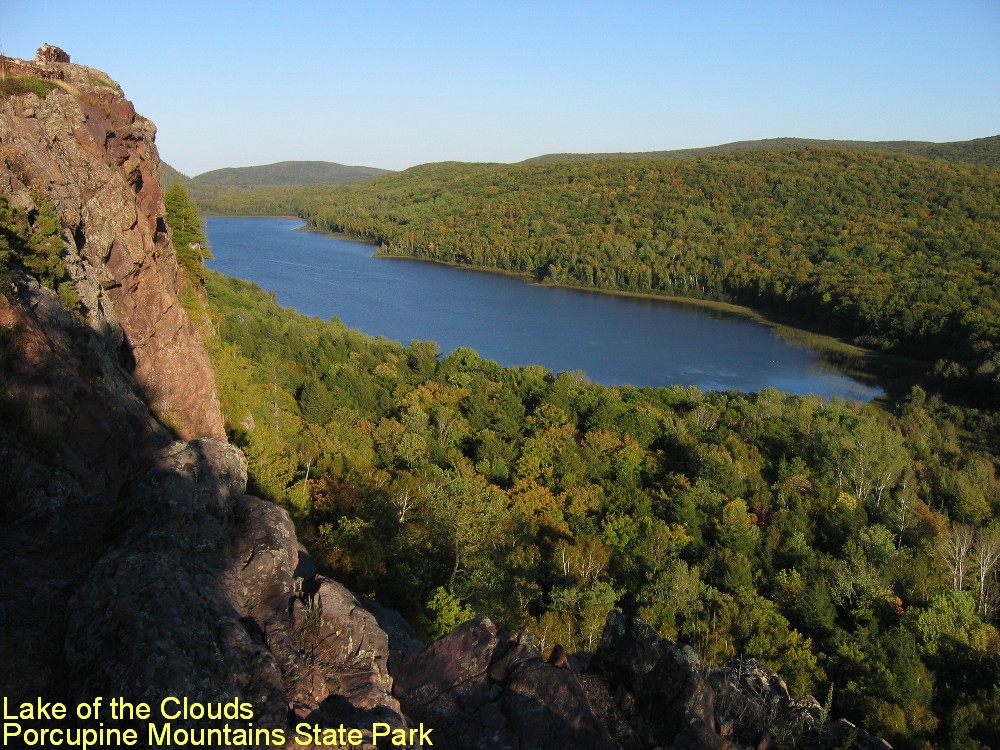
[592,610,717,747]
[35,44,70,64]
[391,618,618,750]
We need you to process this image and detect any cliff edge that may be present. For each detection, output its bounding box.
[0,45,223,439]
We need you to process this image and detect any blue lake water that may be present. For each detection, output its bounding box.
[205,216,882,400]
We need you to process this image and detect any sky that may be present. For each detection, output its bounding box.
[3,1,999,176]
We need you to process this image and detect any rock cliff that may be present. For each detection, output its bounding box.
[0,46,224,440]
[0,48,888,750]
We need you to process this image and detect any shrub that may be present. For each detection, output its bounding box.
[0,76,59,99]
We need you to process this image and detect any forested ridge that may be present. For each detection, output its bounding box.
[199,148,1000,408]
[161,160,392,202]
[521,134,1000,167]
[193,160,391,187]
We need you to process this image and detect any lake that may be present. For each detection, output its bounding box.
[205,217,882,400]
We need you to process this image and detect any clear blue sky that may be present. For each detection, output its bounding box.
[4,1,998,175]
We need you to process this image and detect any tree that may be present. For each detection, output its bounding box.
[421,587,475,641]
[552,535,611,587]
[639,560,706,640]
[973,527,1000,617]
[0,192,80,311]
[915,590,1000,658]
[549,579,621,651]
[825,410,909,513]
[427,465,512,596]
[939,523,976,593]
[164,182,210,282]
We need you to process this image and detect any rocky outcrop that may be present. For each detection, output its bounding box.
[0,273,404,746]
[592,612,724,749]
[0,45,412,731]
[0,274,406,740]
[0,47,223,439]
[230,498,408,744]
[62,441,407,741]
[63,440,287,722]
[590,610,892,750]
[391,616,618,750]
[0,46,229,720]
[0,277,171,700]
[35,44,71,64]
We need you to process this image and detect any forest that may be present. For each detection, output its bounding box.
[199,148,1000,410]
[194,264,1000,750]
[521,134,1000,167]
[175,144,1000,748]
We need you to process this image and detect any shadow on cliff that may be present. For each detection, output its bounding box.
[0,280,288,736]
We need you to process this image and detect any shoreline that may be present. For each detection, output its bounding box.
[214,215,926,398]
[366,252,929,398]
[367,252,904,378]
[203,212,305,221]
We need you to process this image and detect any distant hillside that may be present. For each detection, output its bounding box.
[192,160,390,187]
[524,135,1000,168]
[290,148,1000,406]
[159,160,391,204]
[160,161,193,188]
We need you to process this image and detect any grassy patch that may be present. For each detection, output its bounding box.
[0,76,59,99]
[87,74,115,90]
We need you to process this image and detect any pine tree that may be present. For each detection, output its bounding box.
[164,182,210,282]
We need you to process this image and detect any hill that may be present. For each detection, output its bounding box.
[523,135,1000,168]
[162,159,392,203]
[159,160,193,187]
[285,149,999,407]
[192,159,390,187]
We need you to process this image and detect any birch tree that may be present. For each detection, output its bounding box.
[973,527,1000,617]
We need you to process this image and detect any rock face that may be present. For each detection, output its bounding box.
[0,46,270,726]
[0,276,172,700]
[391,617,618,750]
[0,273,404,742]
[0,48,224,439]
[0,49,412,748]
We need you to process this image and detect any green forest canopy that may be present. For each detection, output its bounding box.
[204,268,1000,750]
[200,147,1000,408]
[184,142,1000,748]
[521,134,1000,168]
